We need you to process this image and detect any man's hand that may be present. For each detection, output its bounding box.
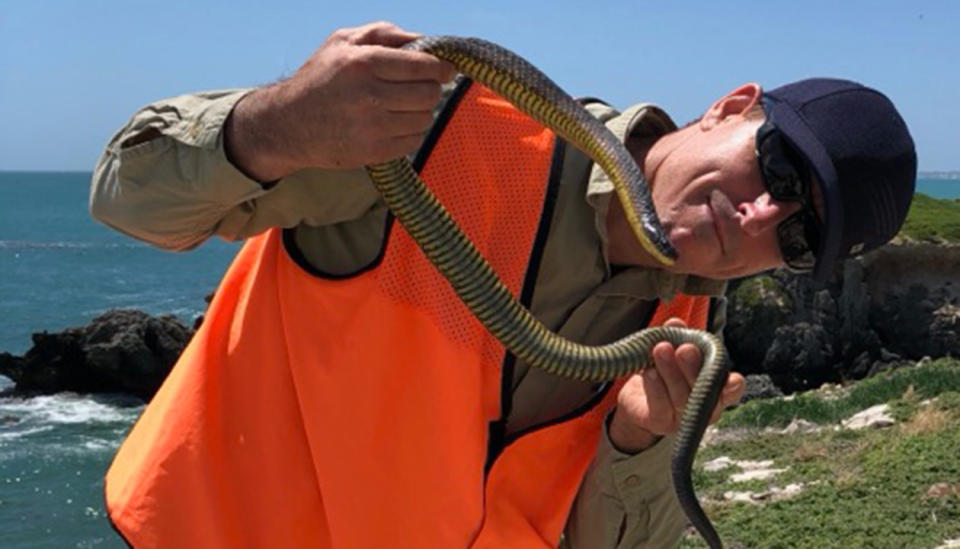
[225,21,457,182]
[608,318,745,453]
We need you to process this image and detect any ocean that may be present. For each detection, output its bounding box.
[1,171,958,547]
[915,178,960,200]
[0,171,239,548]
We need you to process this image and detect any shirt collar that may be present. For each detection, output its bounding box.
[584,102,726,299]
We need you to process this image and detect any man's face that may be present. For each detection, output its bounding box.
[648,109,814,280]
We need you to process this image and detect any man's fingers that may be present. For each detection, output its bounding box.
[662,317,698,384]
[370,48,457,83]
[662,317,687,329]
[652,342,691,417]
[348,21,421,47]
[708,373,746,424]
[723,373,746,407]
[640,366,674,424]
[674,344,702,387]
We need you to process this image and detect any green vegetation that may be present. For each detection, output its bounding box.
[900,193,960,243]
[731,275,792,310]
[680,358,960,549]
[717,359,960,429]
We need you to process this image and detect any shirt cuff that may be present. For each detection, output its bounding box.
[597,414,678,505]
[165,89,273,203]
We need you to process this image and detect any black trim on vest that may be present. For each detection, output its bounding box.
[487,94,668,469]
[281,77,474,279]
[484,135,567,474]
[489,302,660,468]
[706,297,720,334]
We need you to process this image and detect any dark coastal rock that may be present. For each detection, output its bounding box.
[761,323,837,392]
[724,275,793,373]
[724,241,960,393]
[2,242,957,401]
[0,310,192,400]
[741,374,784,403]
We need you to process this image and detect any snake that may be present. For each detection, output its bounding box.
[365,36,731,549]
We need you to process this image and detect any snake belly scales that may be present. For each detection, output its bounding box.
[364,36,731,549]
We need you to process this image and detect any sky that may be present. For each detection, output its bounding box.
[1,0,957,172]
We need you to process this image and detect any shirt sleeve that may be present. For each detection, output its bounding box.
[562,420,687,549]
[90,89,382,251]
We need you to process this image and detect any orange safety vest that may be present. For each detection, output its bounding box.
[105,81,712,548]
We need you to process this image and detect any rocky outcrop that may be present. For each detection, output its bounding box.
[741,374,784,403]
[0,310,192,400]
[2,242,957,400]
[725,241,960,392]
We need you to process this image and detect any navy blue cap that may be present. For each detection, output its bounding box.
[763,78,917,282]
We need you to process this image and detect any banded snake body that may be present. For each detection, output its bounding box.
[365,36,731,549]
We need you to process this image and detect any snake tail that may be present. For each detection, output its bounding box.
[670,327,731,549]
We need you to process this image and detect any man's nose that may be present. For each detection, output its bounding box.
[737,192,803,236]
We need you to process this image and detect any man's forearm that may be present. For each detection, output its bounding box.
[224,86,302,183]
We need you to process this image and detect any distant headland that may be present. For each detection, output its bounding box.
[920,171,960,180]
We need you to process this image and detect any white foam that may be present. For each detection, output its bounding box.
[0,393,142,425]
[0,425,54,441]
[33,438,122,457]
[0,393,141,458]
[82,438,118,451]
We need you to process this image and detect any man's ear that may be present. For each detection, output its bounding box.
[699,83,763,131]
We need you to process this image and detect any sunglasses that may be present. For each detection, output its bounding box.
[755,112,823,272]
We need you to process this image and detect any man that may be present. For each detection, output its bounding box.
[91,22,915,549]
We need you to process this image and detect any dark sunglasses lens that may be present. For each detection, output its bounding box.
[759,130,807,200]
[777,214,817,271]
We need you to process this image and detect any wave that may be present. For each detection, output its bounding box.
[0,394,141,459]
[82,438,116,451]
[0,393,143,426]
[0,424,54,440]
[0,435,124,461]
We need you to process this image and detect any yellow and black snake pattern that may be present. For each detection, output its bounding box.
[366,36,731,549]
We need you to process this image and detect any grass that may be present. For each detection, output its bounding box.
[900,193,960,243]
[679,358,960,549]
[731,275,792,309]
[716,359,960,429]
[675,194,960,548]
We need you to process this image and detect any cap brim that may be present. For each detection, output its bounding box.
[764,97,842,283]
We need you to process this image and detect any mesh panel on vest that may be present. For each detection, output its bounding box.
[377,85,556,368]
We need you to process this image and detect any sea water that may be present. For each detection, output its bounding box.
[916,179,960,200]
[0,171,957,547]
[1,171,239,547]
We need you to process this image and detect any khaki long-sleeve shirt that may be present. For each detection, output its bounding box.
[91,86,727,548]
